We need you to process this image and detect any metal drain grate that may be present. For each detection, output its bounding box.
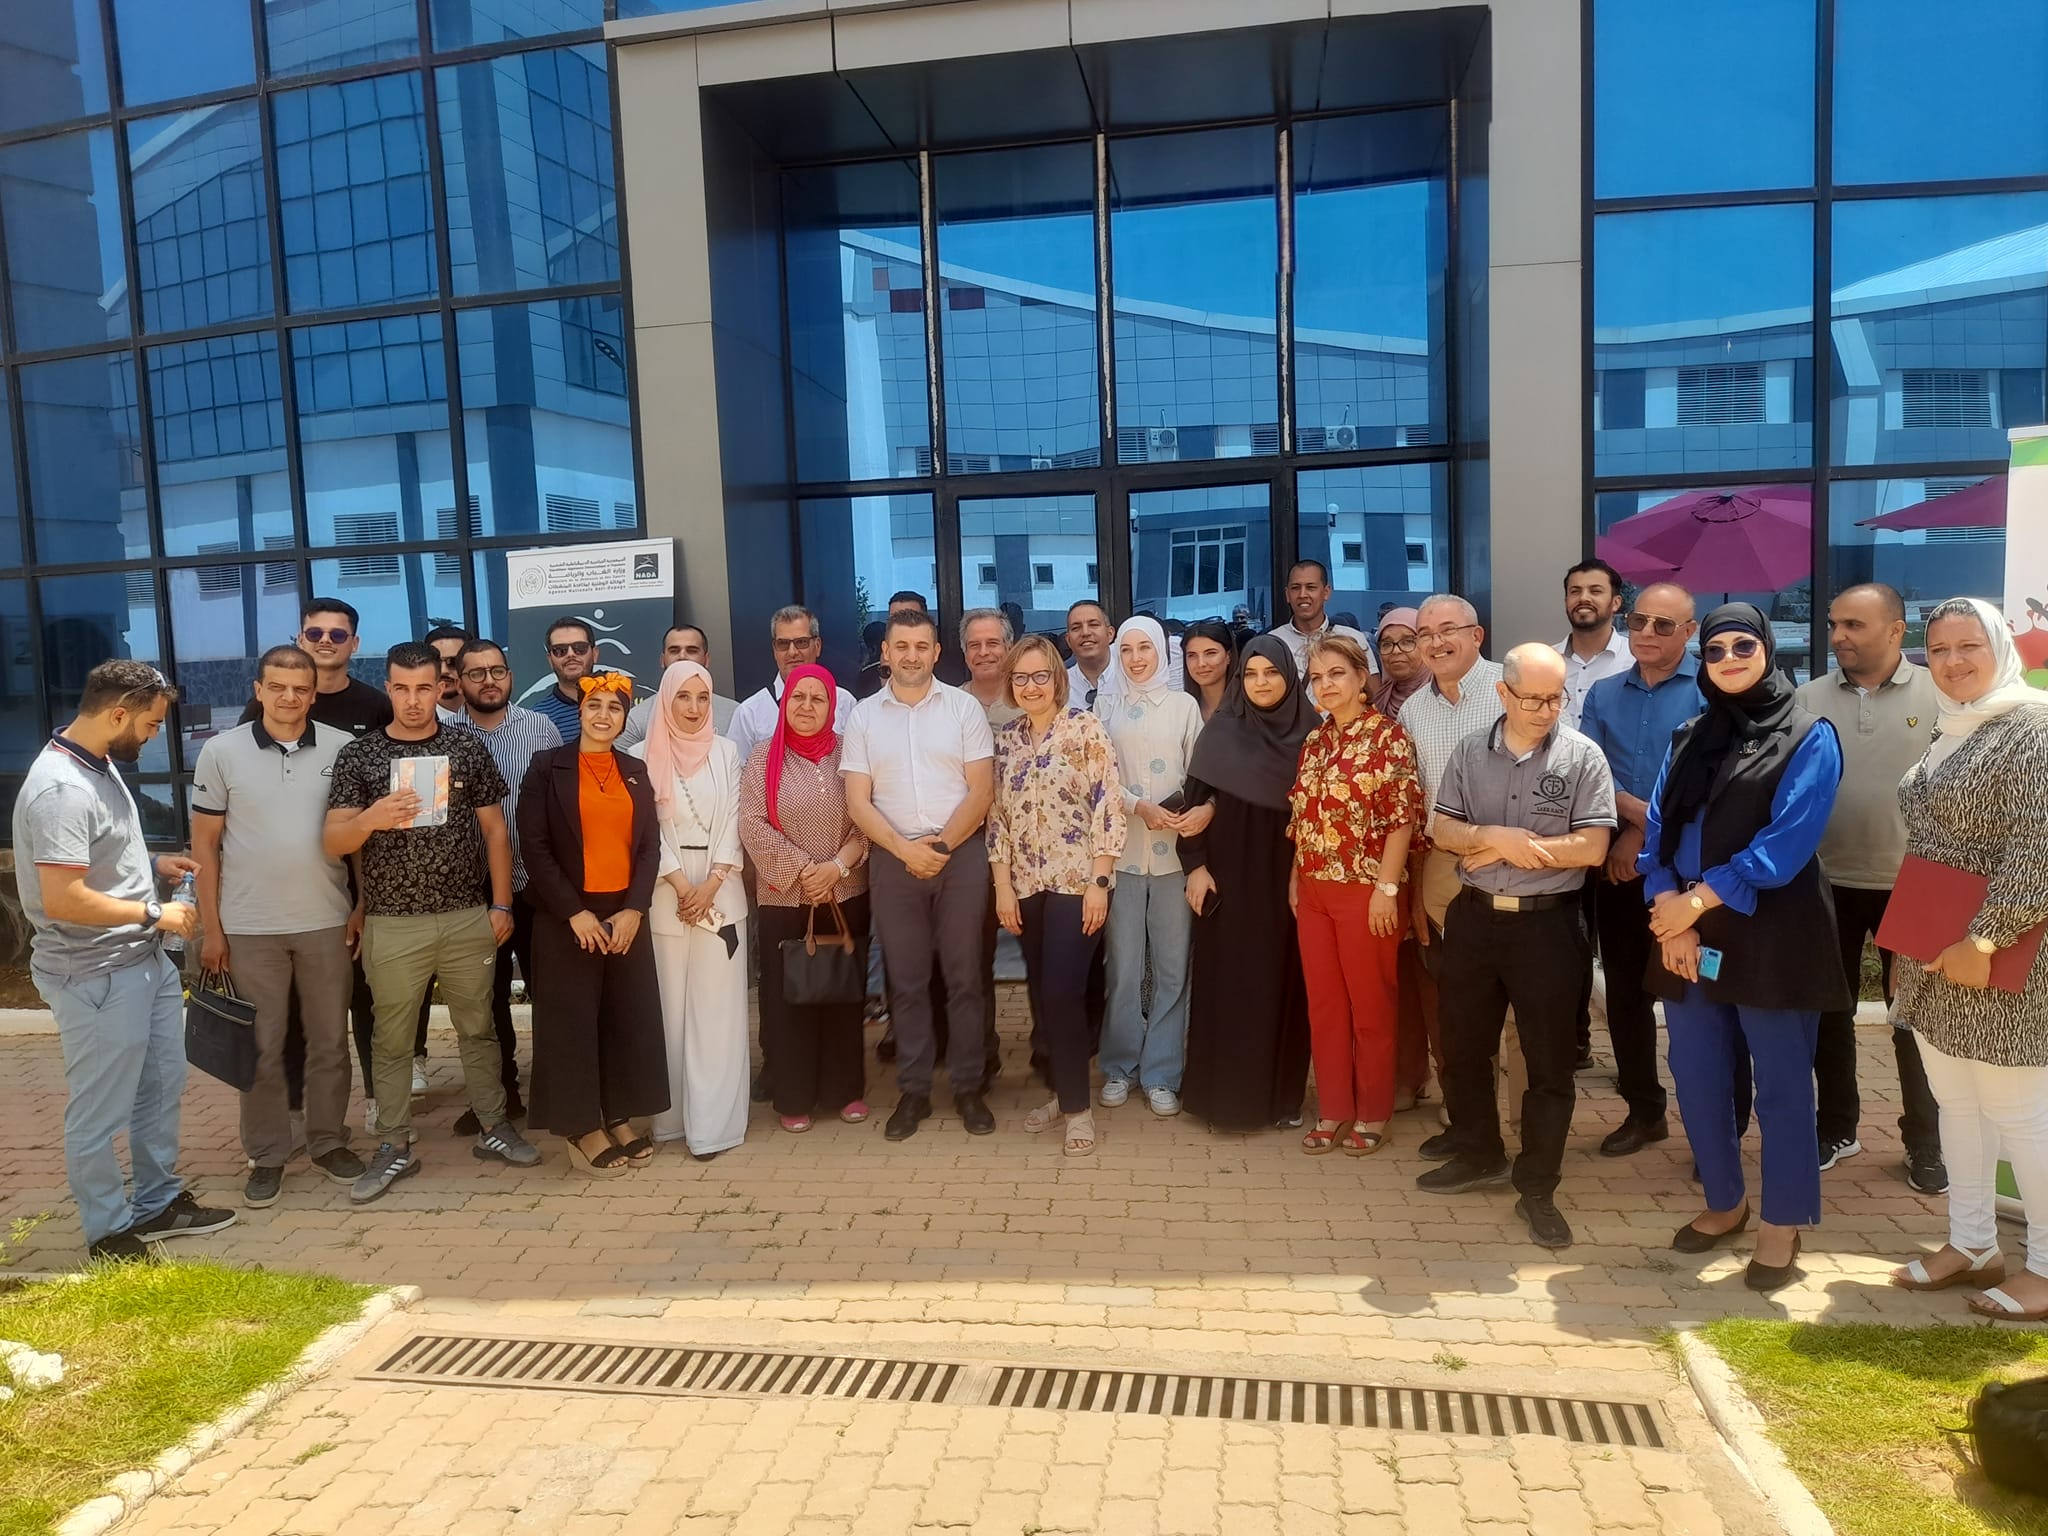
[365,1333,1664,1448]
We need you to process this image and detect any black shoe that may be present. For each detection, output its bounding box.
[87,1228,153,1263]
[751,1073,771,1104]
[453,1109,481,1136]
[1516,1196,1573,1250]
[1745,1231,1803,1292]
[1817,1135,1862,1171]
[885,1094,932,1142]
[955,1092,995,1136]
[1905,1149,1949,1196]
[1415,1158,1510,1194]
[876,1030,898,1063]
[1599,1117,1669,1157]
[1572,1048,1598,1073]
[1417,1130,1459,1162]
[312,1147,365,1184]
[244,1166,284,1208]
[1672,1205,1750,1254]
[131,1191,238,1241]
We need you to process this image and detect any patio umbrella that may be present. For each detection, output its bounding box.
[1595,485,1812,593]
[1856,475,2007,533]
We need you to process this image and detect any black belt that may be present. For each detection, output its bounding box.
[677,844,708,851]
[1457,887,1576,913]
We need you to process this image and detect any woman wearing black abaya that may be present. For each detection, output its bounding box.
[1178,635,1318,1132]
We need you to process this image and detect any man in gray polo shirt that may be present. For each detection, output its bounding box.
[1414,644,1617,1250]
[192,645,366,1207]
[14,660,236,1261]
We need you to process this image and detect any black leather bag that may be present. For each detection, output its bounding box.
[1969,1377,2048,1497]
[184,970,258,1092]
[779,900,864,1007]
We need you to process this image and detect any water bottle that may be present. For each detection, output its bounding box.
[163,871,197,955]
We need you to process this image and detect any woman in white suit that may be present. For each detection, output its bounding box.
[638,660,750,1160]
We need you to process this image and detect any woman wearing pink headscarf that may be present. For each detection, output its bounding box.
[640,659,749,1159]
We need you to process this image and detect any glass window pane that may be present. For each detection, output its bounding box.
[0,577,38,775]
[1296,465,1448,623]
[149,333,290,557]
[1294,110,1450,455]
[310,551,465,661]
[1110,126,1276,468]
[0,376,19,569]
[112,0,253,108]
[1130,483,1272,629]
[0,128,130,352]
[40,568,171,771]
[0,3,109,134]
[273,72,437,313]
[428,0,603,51]
[1828,476,2007,648]
[266,0,418,79]
[127,101,272,333]
[786,159,929,484]
[795,494,936,691]
[457,299,636,540]
[959,493,1096,637]
[437,45,616,298]
[21,351,148,565]
[168,560,307,762]
[1835,0,2048,186]
[1593,0,1813,199]
[1831,192,2048,470]
[1594,205,1814,481]
[936,142,1099,470]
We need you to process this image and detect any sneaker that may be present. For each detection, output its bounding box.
[363,1097,378,1136]
[244,1166,284,1208]
[1145,1087,1181,1118]
[411,1059,429,1097]
[1414,1158,1510,1194]
[1417,1130,1458,1162]
[1099,1078,1132,1108]
[87,1228,154,1263]
[1818,1135,1862,1171]
[1905,1149,1949,1196]
[312,1146,365,1184]
[473,1120,541,1167]
[351,1141,420,1204]
[1275,1112,1304,1130]
[131,1191,238,1241]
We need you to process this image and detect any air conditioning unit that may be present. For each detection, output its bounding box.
[1148,426,1179,454]
[1030,456,1053,470]
[1330,424,1358,450]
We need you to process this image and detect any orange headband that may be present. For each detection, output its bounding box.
[579,671,634,698]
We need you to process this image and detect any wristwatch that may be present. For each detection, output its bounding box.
[1969,933,1998,956]
[1091,874,1111,889]
[141,897,164,930]
[931,839,950,855]
[1375,880,1401,898]
[490,904,513,915]
[1686,885,1707,912]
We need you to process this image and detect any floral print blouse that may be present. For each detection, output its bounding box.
[988,707,1128,898]
[1286,709,1424,885]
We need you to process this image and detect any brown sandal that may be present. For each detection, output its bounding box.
[1302,1120,1340,1155]
[1341,1123,1389,1156]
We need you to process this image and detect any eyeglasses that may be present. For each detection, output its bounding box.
[461,665,510,683]
[1415,623,1479,644]
[300,627,352,645]
[1379,635,1420,655]
[1702,637,1764,664]
[1503,683,1565,713]
[772,635,817,652]
[1011,669,1056,689]
[547,640,593,658]
[1626,612,1684,637]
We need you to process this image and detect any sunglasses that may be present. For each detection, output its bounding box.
[1011,669,1056,689]
[548,640,593,658]
[1625,613,1683,637]
[1702,636,1764,664]
[301,627,352,645]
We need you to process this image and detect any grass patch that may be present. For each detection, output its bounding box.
[1700,1318,2048,1536]
[0,1260,371,1536]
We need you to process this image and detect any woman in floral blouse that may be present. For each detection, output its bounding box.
[1288,635,1424,1155]
[988,634,1127,1155]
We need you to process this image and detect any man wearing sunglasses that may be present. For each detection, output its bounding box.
[240,598,393,738]
[526,616,602,741]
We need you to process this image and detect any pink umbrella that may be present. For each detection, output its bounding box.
[1856,475,2007,532]
[1596,485,1812,592]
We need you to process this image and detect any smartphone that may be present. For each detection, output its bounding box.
[1156,789,1188,815]
[1698,946,1724,981]
[1197,889,1220,918]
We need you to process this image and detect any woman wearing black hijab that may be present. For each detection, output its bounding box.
[1178,635,1319,1131]
[1639,603,1848,1290]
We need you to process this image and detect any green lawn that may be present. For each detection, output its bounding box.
[1702,1318,2048,1536]
[0,1260,371,1536]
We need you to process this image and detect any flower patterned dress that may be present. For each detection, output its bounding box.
[986,707,1127,894]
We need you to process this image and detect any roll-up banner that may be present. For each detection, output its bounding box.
[504,538,677,709]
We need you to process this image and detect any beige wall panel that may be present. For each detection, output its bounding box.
[696,16,835,84]
[1069,0,1327,46]
[1485,0,1580,270]
[1486,260,1584,652]
[615,36,710,331]
[833,0,1070,71]
[635,322,738,692]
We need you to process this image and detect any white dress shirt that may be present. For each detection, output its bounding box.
[1067,659,1117,710]
[1398,657,1506,805]
[839,678,994,838]
[1098,685,1203,878]
[1555,627,1634,730]
[727,677,857,765]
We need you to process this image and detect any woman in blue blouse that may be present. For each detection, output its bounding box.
[1639,603,1849,1291]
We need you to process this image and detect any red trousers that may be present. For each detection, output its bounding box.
[1296,875,1403,1123]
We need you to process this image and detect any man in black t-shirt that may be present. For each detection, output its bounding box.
[240,597,393,737]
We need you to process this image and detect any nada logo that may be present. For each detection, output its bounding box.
[633,553,660,582]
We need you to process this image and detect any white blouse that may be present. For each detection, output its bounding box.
[652,737,745,934]
[1098,685,1203,878]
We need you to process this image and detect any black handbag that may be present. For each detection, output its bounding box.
[779,900,864,1007]
[1969,1377,2048,1497]
[184,970,258,1092]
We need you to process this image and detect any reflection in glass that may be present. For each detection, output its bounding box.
[959,494,1097,638]
[437,45,617,297]
[169,561,306,761]
[1296,466,1447,625]
[785,159,929,484]
[20,352,148,566]
[1594,205,1814,480]
[273,72,436,313]
[267,0,418,78]
[1593,0,1813,199]
[0,3,109,134]
[1835,0,2048,186]
[429,0,603,51]
[1129,484,1271,630]
[39,569,171,770]
[128,101,272,333]
[311,553,464,664]
[149,333,290,557]
[0,377,18,569]
[111,0,253,107]
[1294,110,1449,455]
[0,578,37,775]
[935,143,1099,469]
[0,128,129,353]
[1828,477,2006,634]
[1831,192,2048,469]
[1111,126,1276,467]
[794,495,936,691]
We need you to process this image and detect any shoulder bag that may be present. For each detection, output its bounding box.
[779,899,865,1007]
[185,969,259,1092]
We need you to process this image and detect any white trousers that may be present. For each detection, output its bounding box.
[1917,1033,2048,1278]
[650,918,751,1156]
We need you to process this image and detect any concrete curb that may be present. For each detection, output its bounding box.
[52,1283,421,1536]
[1676,1329,1838,1536]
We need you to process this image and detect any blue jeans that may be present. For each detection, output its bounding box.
[1664,986,1821,1228]
[1100,871,1192,1093]
[37,950,187,1245]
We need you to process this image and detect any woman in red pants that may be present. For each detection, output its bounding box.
[1288,635,1424,1156]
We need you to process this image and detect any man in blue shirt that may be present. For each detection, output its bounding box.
[1578,582,1703,1156]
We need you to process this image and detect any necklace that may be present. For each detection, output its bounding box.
[674,769,709,830]
[582,751,618,793]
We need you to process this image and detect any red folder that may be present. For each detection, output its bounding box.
[1876,855,2046,994]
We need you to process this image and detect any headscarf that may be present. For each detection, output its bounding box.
[1928,597,2045,766]
[765,662,839,832]
[641,659,717,814]
[1099,617,1170,707]
[1655,602,1801,862]
[1370,606,1426,718]
[578,671,633,699]
[1186,634,1317,810]
[1180,619,1239,714]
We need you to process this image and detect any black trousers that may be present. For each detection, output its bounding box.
[487,892,534,1100]
[930,890,1000,1084]
[1439,891,1588,1199]
[1575,879,1598,1058]
[525,890,670,1137]
[871,838,993,1097]
[1816,882,1939,1157]
[1015,891,1104,1114]
[1592,875,1668,1124]
[760,894,871,1117]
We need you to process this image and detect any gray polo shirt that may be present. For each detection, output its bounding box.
[13,735,161,977]
[190,720,354,935]
[1433,718,1618,898]
[1794,658,1940,890]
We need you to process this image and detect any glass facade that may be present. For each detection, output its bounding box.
[0,0,636,834]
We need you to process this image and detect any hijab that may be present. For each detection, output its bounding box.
[1370,606,1426,718]
[1100,616,1171,706]
[1929,597,2045,766]
[1656,603,1803,862]
[1186,634,1317,810]
[642,659,717,814]
[764,662,839,832]
[1180,619,1239,717]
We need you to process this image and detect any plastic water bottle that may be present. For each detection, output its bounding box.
[163,871,197,955]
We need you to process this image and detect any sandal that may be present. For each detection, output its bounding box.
[840,1100,870,1124]
[606,1121,654,1164]
[779,1114,813,1134]
[1341,1123,1389,1156]
[1891,1243,2004,1293]
[1023,1097,1063,1134]
[566,1135,630,1178]
[1968,1285,2048,1323]
[1063,1111,1097,1157]
[1302,1120,1340,1155]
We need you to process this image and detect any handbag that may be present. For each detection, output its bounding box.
[184,970,258,1092]
[1968,1377,2048,1497]
[779,900,865,1007]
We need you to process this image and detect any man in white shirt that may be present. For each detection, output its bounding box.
[1269,560,1373,676]
[728,607,858,765]
[1555,559,1633,730]
[842,609,997,1143]
[1065,601,1115,708]
[620,624,738,749]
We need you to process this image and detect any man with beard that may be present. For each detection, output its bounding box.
[16,660,237,1260]
[424,623,471,716]
[1556,560,1632,731]
[531,616,600,740]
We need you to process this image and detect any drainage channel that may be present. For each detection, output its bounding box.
[364,1332,1666,1448]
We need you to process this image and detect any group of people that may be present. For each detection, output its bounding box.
[15,565,2048,1322]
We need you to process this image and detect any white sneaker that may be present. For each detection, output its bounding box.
[363,1097,379,1136]
[1098,1078,1132,1108]
[411,1060,428,1097]
[1145,1087,1181,1118]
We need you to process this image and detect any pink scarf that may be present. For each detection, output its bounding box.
[642,660,716,814]
[765,663,839,833]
